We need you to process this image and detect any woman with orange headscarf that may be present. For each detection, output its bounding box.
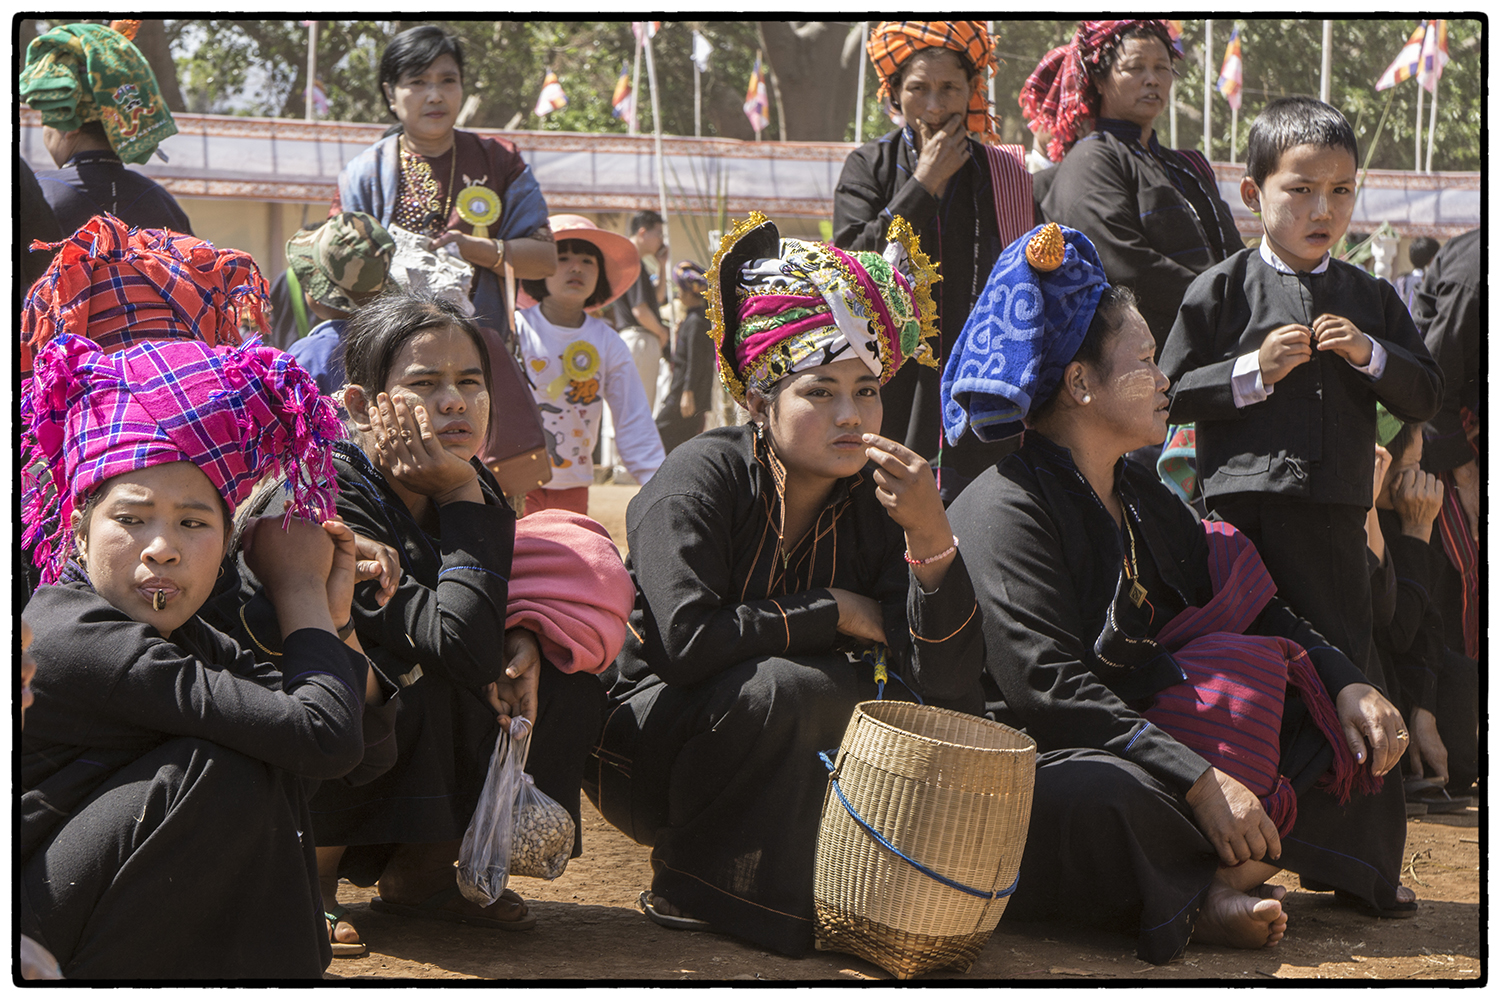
[833,21,1038,504]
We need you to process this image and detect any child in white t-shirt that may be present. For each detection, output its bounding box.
[517,215,664,515]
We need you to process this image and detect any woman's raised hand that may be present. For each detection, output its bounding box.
[863,433,943,531]
[368,391,481,504]
[242,512,342,637]
[864,433,957,588]
[320,519,362,633]
[912,112,971,199]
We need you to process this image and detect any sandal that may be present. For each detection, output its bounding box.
[1333,888,1419,919]
[638,890,712,932]
[326,904,368,958]
[370,885,537,931]
[1412,788,1473,814]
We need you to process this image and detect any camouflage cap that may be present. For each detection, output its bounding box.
[285,212,395,314]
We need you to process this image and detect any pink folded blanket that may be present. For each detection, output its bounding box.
[506,509,635,674]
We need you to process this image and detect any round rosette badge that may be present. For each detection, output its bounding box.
[548,339,602,400]
[456,185,502,238]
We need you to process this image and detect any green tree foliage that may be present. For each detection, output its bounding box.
[35,19,1479,171]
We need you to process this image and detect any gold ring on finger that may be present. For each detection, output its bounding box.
[1396,729,1409,741]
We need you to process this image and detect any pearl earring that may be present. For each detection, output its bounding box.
[1081,394,1091,404]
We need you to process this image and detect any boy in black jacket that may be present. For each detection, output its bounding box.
[1159,97,1442,678]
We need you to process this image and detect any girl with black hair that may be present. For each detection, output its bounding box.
[305,290,606,946]
[516,216,664,516]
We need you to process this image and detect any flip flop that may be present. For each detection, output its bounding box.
[1404,776,1442,797]
[326,904,368,958]
[370,885,537,931]
[1413,788,1473,814]
[639,890,712,932]
[1334,888,1419,919]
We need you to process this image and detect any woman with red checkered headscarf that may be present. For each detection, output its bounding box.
[1024,20,1243,350]
[834,21,1038,505]
[18,329,389,978]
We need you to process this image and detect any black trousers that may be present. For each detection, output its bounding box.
[1210,496,1377,683]
[1004,745,1408,964]
[586,654,898,957]
[21,738,329,979]
[1437,648,1480,793]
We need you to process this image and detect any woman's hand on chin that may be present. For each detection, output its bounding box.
[367,391,481,504]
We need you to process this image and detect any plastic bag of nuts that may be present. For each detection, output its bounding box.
[509,772,575,880]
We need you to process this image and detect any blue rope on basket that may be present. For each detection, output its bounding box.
[818,750,1019,901]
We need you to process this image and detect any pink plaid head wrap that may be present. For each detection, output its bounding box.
[21,334,343,585]
[1020,20,1179,162]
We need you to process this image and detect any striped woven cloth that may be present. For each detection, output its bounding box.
[1144,521,1377,836]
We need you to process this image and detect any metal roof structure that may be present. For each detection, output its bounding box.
[18,107,1480,237]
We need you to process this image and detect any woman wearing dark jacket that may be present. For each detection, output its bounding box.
[298,292,605,950]
[1022,20,1243,349]
[588,216,984,957]
[20,333,369,979]
[833,21,1037,502]
[943,224,1413,965]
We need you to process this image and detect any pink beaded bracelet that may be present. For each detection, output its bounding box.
[904,535,958,567]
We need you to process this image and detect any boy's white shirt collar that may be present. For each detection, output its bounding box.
[1258,239,1331,275]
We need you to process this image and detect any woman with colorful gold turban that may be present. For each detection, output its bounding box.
[834,20,1038,503]
[1022,20,1243,349]
[586,214,984,956]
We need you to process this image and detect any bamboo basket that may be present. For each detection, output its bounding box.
[812,701,1036,979]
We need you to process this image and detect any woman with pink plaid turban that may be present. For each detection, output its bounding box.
[19,333,388,978]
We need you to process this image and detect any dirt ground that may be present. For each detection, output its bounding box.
[325,484,1483,983]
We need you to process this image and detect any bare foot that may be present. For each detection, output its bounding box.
[1193,876,1288,948]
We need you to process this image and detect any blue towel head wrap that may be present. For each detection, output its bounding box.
[940,223,1108,445]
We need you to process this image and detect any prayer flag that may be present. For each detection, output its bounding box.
[1376,21,1426,90]
[1419,19,1449,93]
[1166,20,1185,57]
[534,68,567,116]
[632,21,660,43]
[611,63,635,127]
[744,53,770,133]
[691,30,714,73]
[310,78,329,117]
[1217,28,1243,112]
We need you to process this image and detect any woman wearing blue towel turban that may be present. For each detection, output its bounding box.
[943,223,1414,964]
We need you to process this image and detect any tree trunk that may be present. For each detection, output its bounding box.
[757,21,861,142]
[132,20,187,113]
